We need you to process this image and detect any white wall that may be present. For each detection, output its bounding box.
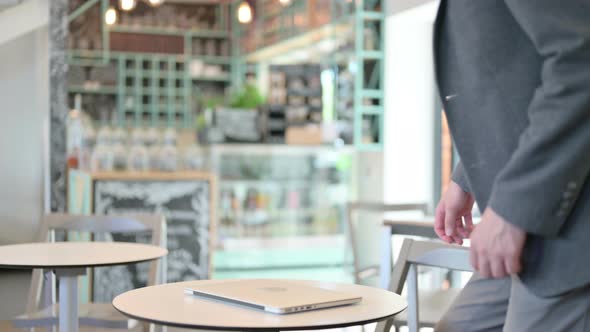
[0,0,48,46]
[387,0,437,16]
[0,26,49,245]
[383,1,439,208]
[353,2,439,284]
[354,150,384,285]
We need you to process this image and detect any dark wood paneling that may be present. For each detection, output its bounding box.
[109,32,184,54]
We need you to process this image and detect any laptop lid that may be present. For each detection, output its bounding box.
[185,279,362,314]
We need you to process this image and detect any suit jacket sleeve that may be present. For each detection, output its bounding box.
[452,162,471,193]
[488,0,590,237]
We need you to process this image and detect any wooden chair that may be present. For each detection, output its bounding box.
[380,220,467,331]
[12,213,167,331]
[345,202,429,284]
[347,203,470,331]
[375,239,472,332]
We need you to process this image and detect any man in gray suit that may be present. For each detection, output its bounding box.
[432,0,590,330]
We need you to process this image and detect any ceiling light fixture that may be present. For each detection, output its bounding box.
[119,0,136,11]
[278,0,291,6]
[105,7,118,25]
[146,0,165,7]
[237,1,252,24]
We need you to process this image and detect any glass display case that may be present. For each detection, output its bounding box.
[208,144,357,281]
[212,144,355,239]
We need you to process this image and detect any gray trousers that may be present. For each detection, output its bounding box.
[435,274,590,332]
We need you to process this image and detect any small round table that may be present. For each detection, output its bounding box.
[113,279,407,331]
[0,242,168,332]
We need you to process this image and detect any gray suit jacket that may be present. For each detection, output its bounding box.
[434,0,590,297]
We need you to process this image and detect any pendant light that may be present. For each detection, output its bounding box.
[237,1,252,24]
[105,7,118,25]
[278,0,292,6]
[119,0,137,11]
[146,0,165,7]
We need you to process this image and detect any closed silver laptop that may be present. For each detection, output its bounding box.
[185,279,362,314]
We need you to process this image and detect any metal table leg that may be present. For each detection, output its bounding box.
[379,226,393,289]
[55,268,86,332]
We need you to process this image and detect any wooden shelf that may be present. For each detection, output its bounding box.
[109,25,229,38]
[190,55,232,64]
[191,75,231,82]
[124,104,185,110]
[125,70,185,78]
[68,86,117,94]
[244,21,353,63]
[206,143,355,155]
[66,0,232,131]
[90,171,216,181]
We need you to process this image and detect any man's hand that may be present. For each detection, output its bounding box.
[435,181,475,245]
[470,208,526,278]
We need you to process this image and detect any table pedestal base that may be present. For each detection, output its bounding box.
[56,268,85,332]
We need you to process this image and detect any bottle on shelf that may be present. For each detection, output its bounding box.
[127,127,149,171]
[91,125,114,172]
[81,121,96,170]
[111,124,128,171]
[66,94,94,170]
[219,188,233,229]
[183,145,206,171]
[159,128,178,171]
[146,127,162,170]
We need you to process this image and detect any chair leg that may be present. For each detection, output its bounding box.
[43,271,56,309]
[407,264,419,332]
[375,318,394,332]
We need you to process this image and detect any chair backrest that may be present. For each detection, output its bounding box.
[385,220,437,239]
[391,238,472,332]
[41,214,163,237]
[27,213,167,314]
[345,202,429,283]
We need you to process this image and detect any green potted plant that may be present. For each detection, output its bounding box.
[217,82,266,142]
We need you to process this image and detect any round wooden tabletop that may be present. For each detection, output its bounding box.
[113,279,407,331]
[0,242,168,269]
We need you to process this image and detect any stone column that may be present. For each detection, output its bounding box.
[49,0,69,212]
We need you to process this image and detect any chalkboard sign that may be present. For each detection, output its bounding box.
[92,179,212,302]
